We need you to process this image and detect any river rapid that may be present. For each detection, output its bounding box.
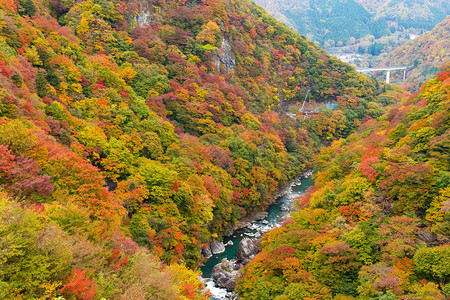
[200,175,315,299]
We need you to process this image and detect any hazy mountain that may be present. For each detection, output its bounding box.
[357,0,449,23]
[254,0,450,46]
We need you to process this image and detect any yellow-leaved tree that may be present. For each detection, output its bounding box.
[196,21,221,47]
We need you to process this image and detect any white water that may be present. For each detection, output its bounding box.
[203,279,229,299]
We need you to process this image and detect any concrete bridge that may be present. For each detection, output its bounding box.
[356,66,408,83]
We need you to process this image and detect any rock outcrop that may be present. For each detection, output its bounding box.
[213,38,236,72]
[234,211,268,230]
[211,238,260,291]
[211,258,242,291]
[201,244,213,258]
[210,241,226,254]
[236,238,259,265]
[135,6,151,27]
[224,223,234,236]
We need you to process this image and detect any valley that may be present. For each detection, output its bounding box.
[0,0,447,299]
[255,0,450,91]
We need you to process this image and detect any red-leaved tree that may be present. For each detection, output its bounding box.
[60,269,97,300]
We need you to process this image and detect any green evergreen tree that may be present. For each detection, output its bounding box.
[35,71,47,98]
[19,0,37,16]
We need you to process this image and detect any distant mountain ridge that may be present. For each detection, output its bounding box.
[254,0,450,46]
[357,0,449,21]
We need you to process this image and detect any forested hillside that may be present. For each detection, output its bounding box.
[254,0,449,46]
[237,66,450,299]
[0,0,404,298]
[253,0,373,46]
[356,0,449,27]
[379,16,450,92]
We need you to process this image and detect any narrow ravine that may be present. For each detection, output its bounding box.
[201,175,315,299]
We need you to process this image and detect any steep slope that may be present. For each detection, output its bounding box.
[0,0,403,297]
[379,16,450,92]
[254,0,449,46]
[237,67,450,299]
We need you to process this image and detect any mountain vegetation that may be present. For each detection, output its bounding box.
[236,65,450,299]
[378,16,450,92]
[356,0,449,27]
[0,0,407,298]
[254,0,450,47]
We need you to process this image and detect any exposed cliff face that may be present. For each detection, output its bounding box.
[135,6,152,27]
[214,37,236,72]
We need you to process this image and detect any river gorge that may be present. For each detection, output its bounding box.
[201,175,315,299]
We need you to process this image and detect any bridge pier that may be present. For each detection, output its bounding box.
[355,66,408,83]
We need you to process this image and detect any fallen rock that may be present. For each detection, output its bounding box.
[236,238,259,265]
[212,258,242,291]
[210,241,225,254]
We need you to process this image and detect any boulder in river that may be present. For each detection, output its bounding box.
[212,258,242,291]
[210,240,226,254]
[236,238,259,264]
[211,239,260,291]
[224,240,234,247]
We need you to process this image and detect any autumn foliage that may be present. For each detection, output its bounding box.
[237,69,450,298]
[0,0,418,298]
[60,269,97,300]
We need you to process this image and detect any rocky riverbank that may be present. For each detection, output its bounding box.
[201,173,314,299]
[211,238,260,291]
[220,170,313,238]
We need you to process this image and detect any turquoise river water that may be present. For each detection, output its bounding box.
[200,177,314,299]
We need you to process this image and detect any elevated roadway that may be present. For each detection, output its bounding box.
[356,66,408,83]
